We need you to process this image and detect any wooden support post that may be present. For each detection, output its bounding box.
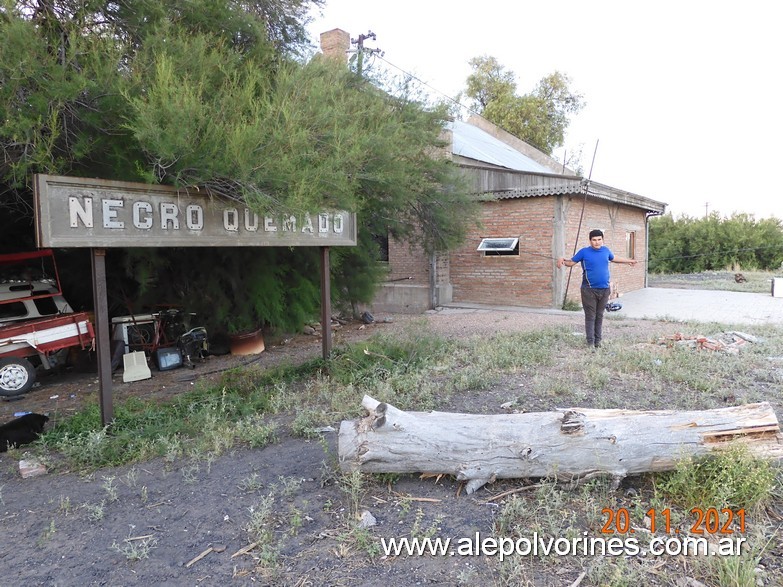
[320,246,331,360]
[90,248,113,426]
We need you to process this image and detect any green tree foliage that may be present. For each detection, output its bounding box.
[464,56,584,155]
[649,213,783,273]
[0,0,475,333]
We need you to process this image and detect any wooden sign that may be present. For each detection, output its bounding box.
[34,174,357,248]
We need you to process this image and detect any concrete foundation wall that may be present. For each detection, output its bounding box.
[371,284,431,314]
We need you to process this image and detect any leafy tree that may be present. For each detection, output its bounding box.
[649,213,783,273]
[463,56,584,155]
[0,0,475,333]
[465,55,516,109]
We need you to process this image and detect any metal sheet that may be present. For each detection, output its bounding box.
[449,121,552,173]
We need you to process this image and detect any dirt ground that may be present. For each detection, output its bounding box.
[0,308,779,586]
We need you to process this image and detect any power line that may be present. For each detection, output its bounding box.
[517,243,783,267]
[372,53,481,117]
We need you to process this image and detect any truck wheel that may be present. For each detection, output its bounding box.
[0,357,37,397]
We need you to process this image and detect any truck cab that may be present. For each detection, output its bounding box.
[0,250,94,396]
[0,280,73,326]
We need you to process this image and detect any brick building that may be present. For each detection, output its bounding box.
[373,115,667,312]
[317,28,667,313]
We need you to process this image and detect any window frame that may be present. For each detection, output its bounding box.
[477,237,520,257]
[625,231,636,260]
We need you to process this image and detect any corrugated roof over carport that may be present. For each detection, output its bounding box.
[478,173,665,214]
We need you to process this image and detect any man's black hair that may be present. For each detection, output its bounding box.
[589,229,603,239]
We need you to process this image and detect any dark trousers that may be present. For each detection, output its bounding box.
[581,287,611,346]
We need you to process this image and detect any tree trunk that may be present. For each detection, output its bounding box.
[338,396,783,494]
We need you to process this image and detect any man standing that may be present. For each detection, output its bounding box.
[557,229,637,348]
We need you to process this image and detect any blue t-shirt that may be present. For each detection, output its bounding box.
[572,246,614,289]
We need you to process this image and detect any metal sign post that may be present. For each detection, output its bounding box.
[320,247,332,359]
[34,175,357,424]
[90,249,113,426]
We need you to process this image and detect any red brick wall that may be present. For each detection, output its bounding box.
[450,197,556,307]
[561,196,647,304]
[384,195,649,309]
[388,237,430,285]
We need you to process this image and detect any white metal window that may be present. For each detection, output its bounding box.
[477,237,519,256]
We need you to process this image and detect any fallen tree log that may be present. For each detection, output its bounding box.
[338,396,783,494]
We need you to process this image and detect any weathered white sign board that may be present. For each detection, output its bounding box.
[34,174,357,248]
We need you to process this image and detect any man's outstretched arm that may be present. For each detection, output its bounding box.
[556,257,578,268]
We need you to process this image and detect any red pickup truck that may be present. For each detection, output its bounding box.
[0,250,95,397]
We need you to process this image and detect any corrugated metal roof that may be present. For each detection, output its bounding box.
[448,119,667,214]
[480,178,666,214]
[449,120,552,173]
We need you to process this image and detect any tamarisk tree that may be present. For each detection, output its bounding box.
[0,0,475,331]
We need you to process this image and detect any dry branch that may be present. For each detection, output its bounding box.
[338,395,783,494]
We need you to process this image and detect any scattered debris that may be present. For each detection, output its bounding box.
[126,533,155,542]
[357,510,377,528]
[360,311,374,324]
[390,491,442,503]
[734,273,747,283]
[19,459,47,478]
[485,483,544,502]
[500,400,517,410]
[675,577,708,587]
[658,331,761,353]
[302,325,316,335]
[730,331,764,344]
[185,544,226,568]
[230,542,258,559]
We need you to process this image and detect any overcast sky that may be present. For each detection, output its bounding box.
[307,0,781,220]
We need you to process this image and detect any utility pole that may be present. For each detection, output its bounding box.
[351,31,383,76]
[705,202,709,218]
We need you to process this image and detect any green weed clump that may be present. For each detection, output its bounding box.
[38,357,322,469]
[38,324,585,470]
[326,326,453,387]
[656,444,777,510]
